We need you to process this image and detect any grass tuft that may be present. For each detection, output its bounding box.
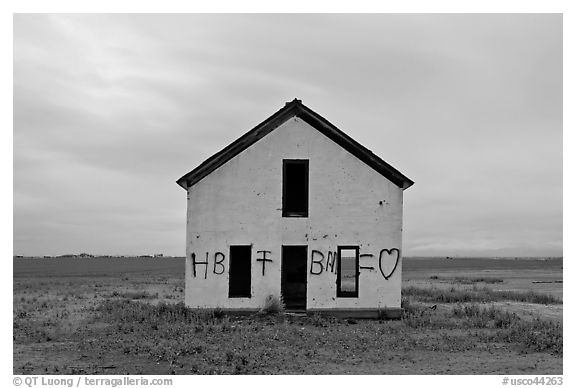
[403,286,561,305]
[401,300,563,355]
[259,294,285,315]
[106,290,158,299]
[95,299,224,325]
[429,275,504,284]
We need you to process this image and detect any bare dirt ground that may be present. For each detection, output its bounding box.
[13,257,562,374]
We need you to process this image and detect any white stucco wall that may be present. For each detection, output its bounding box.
[185,116,404,312]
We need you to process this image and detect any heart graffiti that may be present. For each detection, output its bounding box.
[378,248,400,280]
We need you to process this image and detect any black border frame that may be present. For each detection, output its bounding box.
[336,246,359,298]
[282,159,309,217]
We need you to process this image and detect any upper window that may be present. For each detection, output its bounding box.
[282,159,309,217]
[337,246,359,298]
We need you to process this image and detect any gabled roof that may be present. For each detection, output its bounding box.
[176,99,414,190]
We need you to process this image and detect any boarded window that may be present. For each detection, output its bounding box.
[282,159,309,217]
[337,246,359,297]
[229,246,251,298]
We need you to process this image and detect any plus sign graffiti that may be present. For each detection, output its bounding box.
[256,250,273,276]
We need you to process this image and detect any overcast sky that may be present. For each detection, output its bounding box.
[13,14,562,257]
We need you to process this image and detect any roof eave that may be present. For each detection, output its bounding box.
[176,100,302,190]
[402,179,415,190]
[176,99,415,191]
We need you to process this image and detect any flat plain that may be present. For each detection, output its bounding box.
[13,256,562,374]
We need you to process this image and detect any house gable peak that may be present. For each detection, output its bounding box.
[176,99,414,191]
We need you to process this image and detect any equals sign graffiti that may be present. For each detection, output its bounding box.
[359,253,375,270]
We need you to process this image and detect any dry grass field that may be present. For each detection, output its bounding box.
[13,257,562,374]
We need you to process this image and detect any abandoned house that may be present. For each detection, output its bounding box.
[176,99,414,318]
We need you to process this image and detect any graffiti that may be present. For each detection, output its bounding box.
[378,248,400,280]
[310,250,338,275]
[190,249,274,278]
[190,246,401,280]
[310,250,324,275]
[256,250,273,276]
[191,252,209,279]
[326,251,336,273]
[308,248,400,280]
[359,253,375,270]
[190,251,227,278]
[213,252,225,275]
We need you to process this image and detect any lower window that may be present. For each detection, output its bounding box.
[229,245,251,298]
[337,246,359,297]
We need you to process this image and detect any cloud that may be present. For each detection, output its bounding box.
[13,14,562,256]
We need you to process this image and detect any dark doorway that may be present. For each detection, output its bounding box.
[281,245,307,311]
